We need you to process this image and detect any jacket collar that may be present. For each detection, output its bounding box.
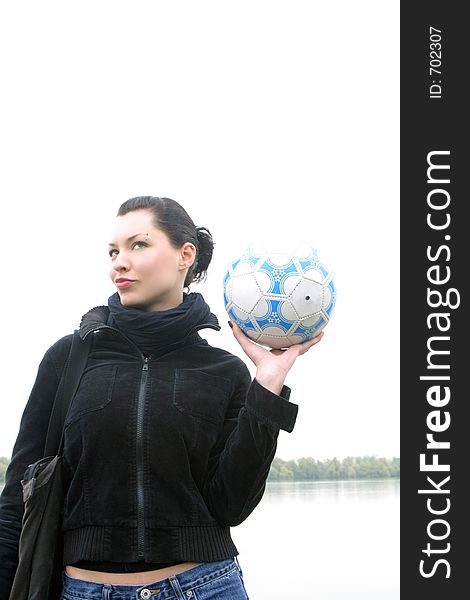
[79,305,221,340]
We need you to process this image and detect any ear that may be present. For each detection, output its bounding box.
[178,242,197,270]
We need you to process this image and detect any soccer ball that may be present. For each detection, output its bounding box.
[223,240,337,349]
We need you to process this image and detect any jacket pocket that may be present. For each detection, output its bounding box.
[173,368,232,425]
[65,364,118,425]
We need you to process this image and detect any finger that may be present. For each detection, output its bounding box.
[228,320,248,344]
[297,331,324,355]
[228,321,262,356]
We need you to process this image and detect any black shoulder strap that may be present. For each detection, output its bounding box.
[44,330,92,457]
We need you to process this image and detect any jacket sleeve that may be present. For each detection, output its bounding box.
[0,336,70,600]
[202,360,298,527]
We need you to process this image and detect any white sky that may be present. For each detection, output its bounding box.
[0,1,399,461]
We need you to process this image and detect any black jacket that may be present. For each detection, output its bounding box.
[0,305,298,596]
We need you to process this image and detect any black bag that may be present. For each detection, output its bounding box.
[9,331,91,600]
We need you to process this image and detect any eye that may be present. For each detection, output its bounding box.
[132,241,148,250]
[109,248,118,258]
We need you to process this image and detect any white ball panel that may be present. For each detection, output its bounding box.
[253,270,272,294]
[303,268,324,283]
[231,306,251,321]
[231,274,262,312]
[300,313,324,327]
[268,253,291,267]
[246,328,261,342]
[323,284,332,309]
[279,299,298,321]
[287,334,305,345]
[257,334,290,349]
[289,279,323,317]
[261,325,288,338]
[252,297,270,319]
[233,260,254,276]
[283,273,302,295]
[225,278,233,302]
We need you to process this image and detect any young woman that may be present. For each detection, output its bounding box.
[0,196,323,600]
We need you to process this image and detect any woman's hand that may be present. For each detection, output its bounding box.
[228,320,324,395]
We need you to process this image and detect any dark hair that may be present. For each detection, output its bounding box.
[117,196,214,288]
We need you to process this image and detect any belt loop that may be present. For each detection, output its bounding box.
[168,574,186,599]
[234,555,243,577]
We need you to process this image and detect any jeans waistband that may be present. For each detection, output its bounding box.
[62,558,239,599]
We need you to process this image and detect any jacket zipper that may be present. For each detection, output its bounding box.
[89,326,152,559]
[136,356,149,560]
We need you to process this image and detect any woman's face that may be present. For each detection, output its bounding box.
[108,209,196,311]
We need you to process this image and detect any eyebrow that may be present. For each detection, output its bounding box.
[108,233,149,247]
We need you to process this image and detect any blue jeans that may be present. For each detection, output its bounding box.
[60,558,250,600]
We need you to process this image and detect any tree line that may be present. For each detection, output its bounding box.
[268,456,400,481]
[1,455,400,486]
[0,457,9,485]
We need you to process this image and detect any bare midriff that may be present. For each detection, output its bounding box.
[65,562,202,585]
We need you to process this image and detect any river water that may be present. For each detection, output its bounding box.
[0,479,399,598]
[232,479,400,599]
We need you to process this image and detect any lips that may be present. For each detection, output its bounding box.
[115,278,136,289]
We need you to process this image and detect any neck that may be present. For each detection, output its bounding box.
[145,290,184,312]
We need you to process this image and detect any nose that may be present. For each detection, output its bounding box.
[112,251,131,273]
